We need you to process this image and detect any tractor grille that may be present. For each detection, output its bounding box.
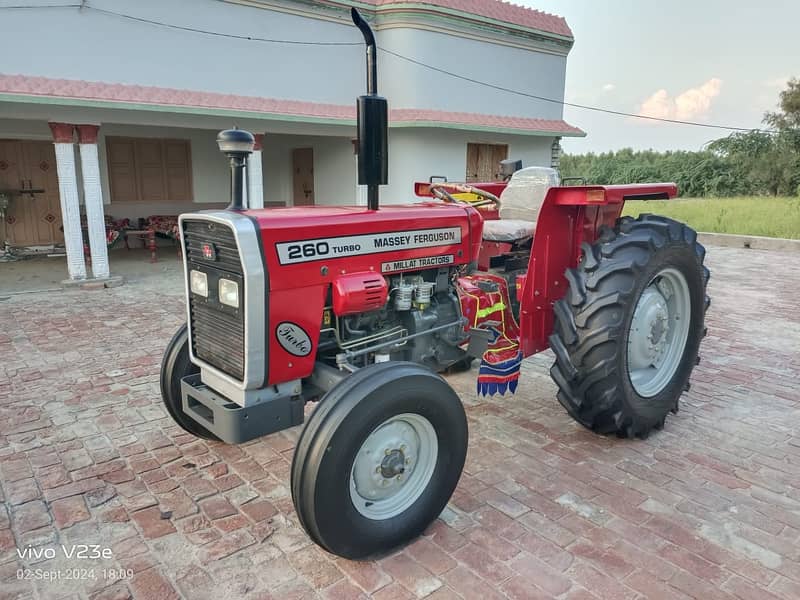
[183,221,244,273]
[182,219,245,381]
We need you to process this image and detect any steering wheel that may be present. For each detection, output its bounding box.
[429,183,500,209]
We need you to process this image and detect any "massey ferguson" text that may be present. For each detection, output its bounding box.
[276,227,462,264]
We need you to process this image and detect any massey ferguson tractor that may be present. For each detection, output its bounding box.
[160,9,710,559]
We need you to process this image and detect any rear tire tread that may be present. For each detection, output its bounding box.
[549,214,709,438]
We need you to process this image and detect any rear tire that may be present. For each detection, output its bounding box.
[291,362,467,559]
[160,324,219,441]
[549,215,710,438]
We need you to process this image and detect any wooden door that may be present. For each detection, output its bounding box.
[1,140,63,246]
[106,137,193,203]
[292,148,314,206]
[107,138,139,203]
[136,138,166,202]
[164,140,193,202]
[466,143,508,182]
[0,140,22,250]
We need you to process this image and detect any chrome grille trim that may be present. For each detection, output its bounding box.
[179,211,267,394]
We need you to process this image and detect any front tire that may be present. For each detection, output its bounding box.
[291,362,467,559]
[549,215,710,438]
[160,324,219,441]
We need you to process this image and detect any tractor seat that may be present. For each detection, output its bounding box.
[482,219,535,242]
[481,166,560,244]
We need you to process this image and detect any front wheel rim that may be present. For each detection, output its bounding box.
[627,267,692,397]
[350,413,438,521]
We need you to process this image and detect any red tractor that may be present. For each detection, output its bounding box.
[160,9,709,559]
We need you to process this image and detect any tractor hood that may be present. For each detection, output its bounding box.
[244,203,484,291]
[180,202,483,387]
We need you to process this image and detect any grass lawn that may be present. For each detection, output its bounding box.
[622,196,800,239]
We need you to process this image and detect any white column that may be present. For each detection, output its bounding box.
[49,123,86,280]
[247,152,264,209]
[247,133,264,209]
[78,125,109,279]
[551,137,562,172]
[353,139,367,206]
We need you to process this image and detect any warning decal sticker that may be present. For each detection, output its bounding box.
[381,254,454,273]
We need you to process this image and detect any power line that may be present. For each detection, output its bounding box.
[0,3,775,132]
[378,47,767,132]
[0,3,80,8]
[86,4,361,46]
[0,3,360,46]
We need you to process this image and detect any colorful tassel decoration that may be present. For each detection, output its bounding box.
[477,349,522,396]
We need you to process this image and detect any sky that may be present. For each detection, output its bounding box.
[520,0,800,153]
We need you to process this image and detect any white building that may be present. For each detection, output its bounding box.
[0,0,583,281]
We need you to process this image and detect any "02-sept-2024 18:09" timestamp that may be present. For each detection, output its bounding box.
[16,568,134,581]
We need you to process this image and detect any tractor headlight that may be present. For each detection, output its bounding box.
[190,270,208,297]
[218,278,239,308]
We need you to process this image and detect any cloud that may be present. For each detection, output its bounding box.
[602,83,616,92]
[638,78,722,121]
[764,76,789,89]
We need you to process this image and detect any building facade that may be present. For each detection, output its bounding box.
[0,0,583,280]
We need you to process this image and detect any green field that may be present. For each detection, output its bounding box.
[622,196,800,239]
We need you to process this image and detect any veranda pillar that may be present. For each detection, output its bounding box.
[49,122,86,280]
[77,124,110,279]
[247,133,264,209]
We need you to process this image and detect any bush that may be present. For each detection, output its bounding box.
[561,140,799,198]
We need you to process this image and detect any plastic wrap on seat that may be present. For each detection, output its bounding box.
[498,166,559,222]
[482,219,535,242]
[480,166,559,243]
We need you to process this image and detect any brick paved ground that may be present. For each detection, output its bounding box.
[1,245,799,600]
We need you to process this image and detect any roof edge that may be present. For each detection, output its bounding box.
[0,74,585,137]
[392,120,586,137]
[232,0,573,44]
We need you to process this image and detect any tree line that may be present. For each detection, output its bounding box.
[560,78,800,197]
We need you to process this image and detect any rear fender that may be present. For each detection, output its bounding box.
[518,183,677,356]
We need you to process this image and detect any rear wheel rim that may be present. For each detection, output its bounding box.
[350,413,438,520]
[627,267,691,397]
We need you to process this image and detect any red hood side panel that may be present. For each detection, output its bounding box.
[248,204,477,289]
[245,203,479,385]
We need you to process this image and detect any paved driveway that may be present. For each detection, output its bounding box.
[1,245,799,600]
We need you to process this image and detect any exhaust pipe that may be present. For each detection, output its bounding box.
[217,128,255,211]
[352,8,388,210]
